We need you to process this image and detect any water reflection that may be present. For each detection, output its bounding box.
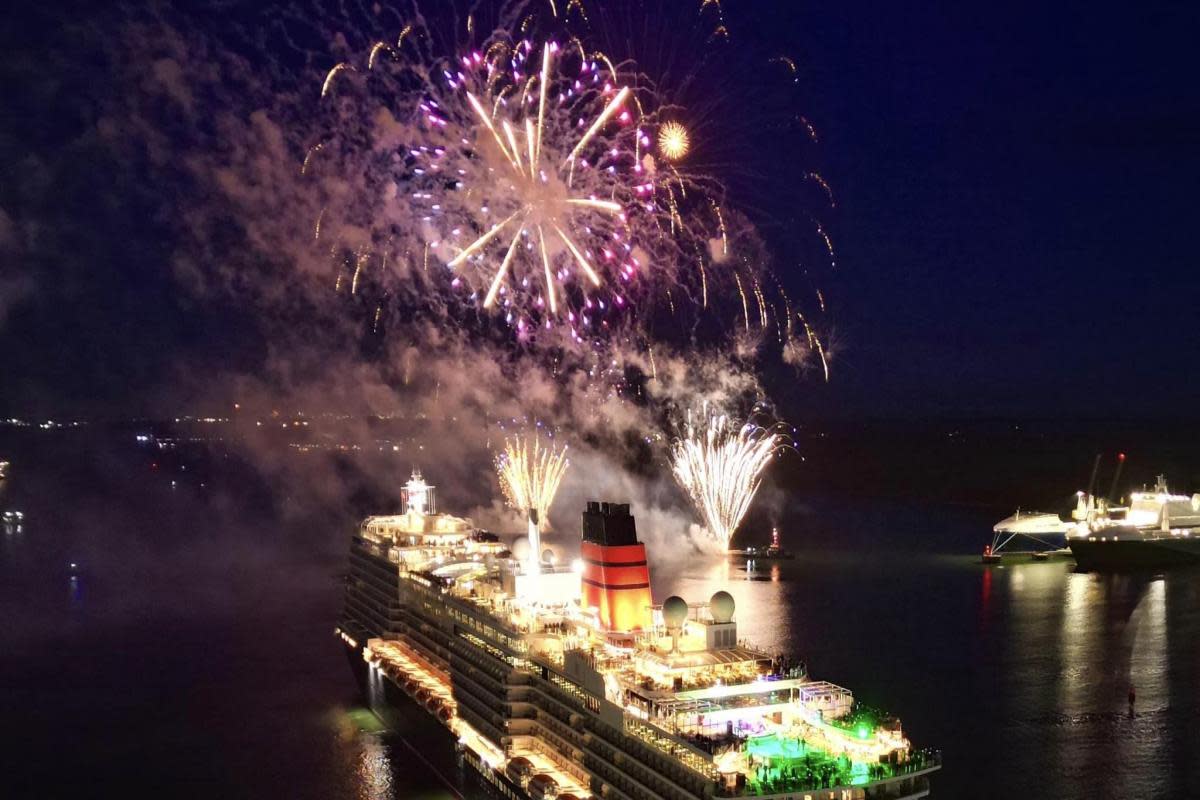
[659,553,1190,798]
[1129,578,1167,714]
[662,556,791,650]
[1058,570,1102,713]
[356,734,395,800]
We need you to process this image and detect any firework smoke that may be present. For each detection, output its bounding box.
[67,2,835,553]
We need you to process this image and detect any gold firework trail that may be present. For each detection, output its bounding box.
[368,42,390,70]
[321,62,354,98]
[301,142,324,175]
[734,273,749,333]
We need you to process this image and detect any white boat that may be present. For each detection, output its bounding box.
[1068,476,1200,569]
[992,510,1071,537]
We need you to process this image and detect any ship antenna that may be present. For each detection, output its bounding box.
[1106,453,1126,505]
[1085,453,1102,499]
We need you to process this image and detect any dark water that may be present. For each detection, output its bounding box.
[2,431,1198,798]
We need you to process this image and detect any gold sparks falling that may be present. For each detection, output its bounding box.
[808,172,835,207]
[368,42,390,70]
[711,201,728,257]
[798,312,830,381]
[771,55,798,76]
[798,115,819,143]
[753,280,768,328]
[301,142,324,175]
[567,0,590,23]
[734,273,749,332]
[812,219,836,268]
[351,250,368,294]
[321,63,354,98]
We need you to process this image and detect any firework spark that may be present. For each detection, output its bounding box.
[321,62,354,98]
[496,434,570,530]
[671,410,785,550]
[381,40,657,330]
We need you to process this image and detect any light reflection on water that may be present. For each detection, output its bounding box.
[356,734,395,800]
[656,553,1198,798]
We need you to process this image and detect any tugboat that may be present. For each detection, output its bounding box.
[1069,475,1200,569]
[736,526,795,560]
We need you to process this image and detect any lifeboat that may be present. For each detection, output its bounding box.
[504,757,533,786]
[528,773,558,799]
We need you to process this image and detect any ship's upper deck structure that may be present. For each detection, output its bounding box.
[339,478,938,800]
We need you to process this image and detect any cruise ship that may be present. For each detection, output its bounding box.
[338,471,940,799]
[1068,475,1200,569]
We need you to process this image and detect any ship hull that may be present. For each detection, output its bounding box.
[340,639,519,800]
[1070,536,1200,570]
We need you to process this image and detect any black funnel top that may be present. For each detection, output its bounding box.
[582,501,638,546]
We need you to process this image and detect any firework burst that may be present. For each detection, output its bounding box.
[303,4,830,367]
[657,121,690,161]
[671,409,786,550]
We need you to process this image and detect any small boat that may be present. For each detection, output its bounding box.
[733,527,795,560]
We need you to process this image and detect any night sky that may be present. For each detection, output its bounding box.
[1,1,1197,420]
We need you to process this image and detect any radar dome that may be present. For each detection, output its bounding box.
[542,548,557,565]
[709,591,735,623]
[511,536,530,561]
[662,595,688,628]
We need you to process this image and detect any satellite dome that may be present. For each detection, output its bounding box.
[709,590,735,623]
[662,595,688,628]
[511,536,530,561]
